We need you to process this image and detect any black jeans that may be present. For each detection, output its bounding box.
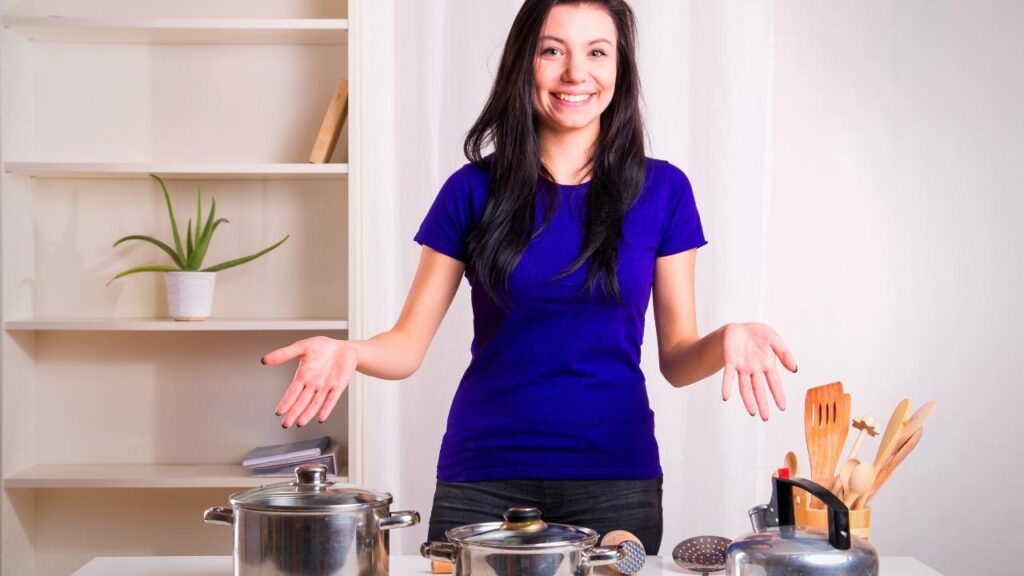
[427,478,664,554]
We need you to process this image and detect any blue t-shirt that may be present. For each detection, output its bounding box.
[414,158,707,481]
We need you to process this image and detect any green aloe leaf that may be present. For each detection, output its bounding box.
[189,217,229,270]
[203,235,289,273]
[113,234,186,269]
[106,265,179,286]
[186,219,194,260]
[195,186,203,247]
[151,174,186,263]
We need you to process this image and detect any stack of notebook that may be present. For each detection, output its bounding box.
[242,435,342,477]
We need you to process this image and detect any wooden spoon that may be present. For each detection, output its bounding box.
[832,415,877,493]
[785,451,799,477]
[845,461,876,509]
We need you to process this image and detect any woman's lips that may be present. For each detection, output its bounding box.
[551,92,595,106]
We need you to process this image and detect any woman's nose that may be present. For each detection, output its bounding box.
[561,54,586,82]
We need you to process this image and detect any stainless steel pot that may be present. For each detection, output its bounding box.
[726,477,878,576]
[421,507,640,576]
[204,463,419,576]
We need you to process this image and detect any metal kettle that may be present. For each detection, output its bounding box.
[726,477,879,576]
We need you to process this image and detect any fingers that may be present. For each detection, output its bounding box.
[752,371,771,420]
[297,387,328,427]
[769,334,798,373]
[721,365,737,401]
[738,372,756,417]
[275,376,307,419]
[262,340,309,366]
[318,385,345,423]
[282,386,316,428]
[765,367,786,411]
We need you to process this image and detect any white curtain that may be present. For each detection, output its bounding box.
[355,2,1024,574]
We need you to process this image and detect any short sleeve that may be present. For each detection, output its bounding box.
[414,168,476,262]
[657,166,708,257]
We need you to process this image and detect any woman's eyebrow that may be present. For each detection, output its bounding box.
[539,35,613,46]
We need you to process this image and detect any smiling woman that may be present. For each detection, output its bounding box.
[532,4,618,139]
[262,0,797,557]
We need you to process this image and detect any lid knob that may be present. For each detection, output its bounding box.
[501,507,546,531]
[294,463,330,487]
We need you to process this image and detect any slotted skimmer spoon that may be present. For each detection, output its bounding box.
[672,535,731,575]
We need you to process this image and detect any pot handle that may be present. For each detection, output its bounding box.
[203,506,235,527]
[379,510,421,530]
[581,544,627,568]
[420,541,457,563]
[774,477,851,550]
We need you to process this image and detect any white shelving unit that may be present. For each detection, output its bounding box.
[0,1,359,574]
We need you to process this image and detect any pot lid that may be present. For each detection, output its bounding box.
[446,508,598,549]
[229,464,393,512]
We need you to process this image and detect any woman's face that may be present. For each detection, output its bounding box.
[533,3,618,137]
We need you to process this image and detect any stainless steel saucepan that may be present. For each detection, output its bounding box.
[204,463,419,576]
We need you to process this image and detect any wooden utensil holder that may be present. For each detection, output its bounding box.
[795,490,871,540]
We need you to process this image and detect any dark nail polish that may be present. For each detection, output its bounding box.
[260,357,267,365]
[281,423,287,429]
[317,419,324,424]
[297,423,303,428]
[275,412,281,417]
[794,365,799,373]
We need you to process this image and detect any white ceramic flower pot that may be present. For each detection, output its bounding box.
[164,271,216,321]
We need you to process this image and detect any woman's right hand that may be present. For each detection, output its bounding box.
[262,336,359,428]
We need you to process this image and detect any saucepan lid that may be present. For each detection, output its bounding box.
[229,464,393,512]
[446,507,599,549]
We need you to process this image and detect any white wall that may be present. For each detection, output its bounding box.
[357,2,1023,574]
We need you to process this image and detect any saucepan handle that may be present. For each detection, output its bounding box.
[420,541,457,563]
[581,544,625,567]
[379,510,421,530]
[203,506,235,527]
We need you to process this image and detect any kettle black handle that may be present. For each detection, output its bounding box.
[773,477,851,550]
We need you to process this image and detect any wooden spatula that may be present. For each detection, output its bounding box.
[895,400,936,447]
[805,382,844,499]
[872,398,912,471]
[827,393,852,492]
[865,427,923,506]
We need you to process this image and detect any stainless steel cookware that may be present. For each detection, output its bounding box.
[421,507,638,576]
[726,477,878,576]
[204,463,419,576]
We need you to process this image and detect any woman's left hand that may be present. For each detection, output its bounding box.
[720,323,797,421]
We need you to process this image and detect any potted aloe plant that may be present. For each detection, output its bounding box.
[109,174,289,321]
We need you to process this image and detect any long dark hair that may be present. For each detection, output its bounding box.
[464,0,646,303]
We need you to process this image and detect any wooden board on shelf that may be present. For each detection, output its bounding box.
[3,319,349,332]
[3,162,349,180]
[4,463,349,489]
[2,17,348,45]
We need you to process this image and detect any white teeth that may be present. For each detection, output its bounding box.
[555,93,591,103]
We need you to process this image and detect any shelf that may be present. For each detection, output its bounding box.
[1,17,348,45]
[4,162,349,180]
[4,464,348,489]
[4,319,349,332]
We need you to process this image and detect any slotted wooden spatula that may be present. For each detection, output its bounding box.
[805,382,845,500]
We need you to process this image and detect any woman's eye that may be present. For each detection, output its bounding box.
[590,49,607,57]
[540,46,562,57]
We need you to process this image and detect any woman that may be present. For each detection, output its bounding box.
[262,0,796,554]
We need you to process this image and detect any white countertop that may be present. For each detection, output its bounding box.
[72,554,943,575]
